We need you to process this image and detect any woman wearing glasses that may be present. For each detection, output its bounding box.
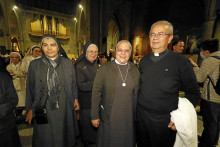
[20,45,41,74]
[75,43,99,147]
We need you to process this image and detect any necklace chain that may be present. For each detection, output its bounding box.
[117,63,129,86]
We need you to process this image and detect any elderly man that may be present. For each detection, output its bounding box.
[91,40,139,147]
[172,39,185,53]
[25,35,79,147]
[136,20,200,147]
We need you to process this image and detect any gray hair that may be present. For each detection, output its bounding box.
[150,20,173,35]
[116,40,132,52]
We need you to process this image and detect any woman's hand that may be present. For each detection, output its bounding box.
[188,58,198,67]
[25,110,33,124]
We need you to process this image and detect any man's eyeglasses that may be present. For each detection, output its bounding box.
[149,32,170,37]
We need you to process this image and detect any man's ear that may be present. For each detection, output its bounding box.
[168,35,173,44]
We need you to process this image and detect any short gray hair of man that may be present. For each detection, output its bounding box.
[115,40,132,52]
[150,20,173,35]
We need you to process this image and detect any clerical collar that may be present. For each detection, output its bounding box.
[153,49,168,57]
[150,49,169,62]
[154,53,159,56]
[115,59,128,65]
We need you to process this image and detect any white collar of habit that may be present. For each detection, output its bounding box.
[115,59,128,65]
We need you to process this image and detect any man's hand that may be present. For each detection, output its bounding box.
[25,110,33,124]
[74,99,80,110]
[91,119,100,128]
[168,121,176,131]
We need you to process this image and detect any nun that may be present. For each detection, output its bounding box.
[75,43,99,146]
[25,35,79,147]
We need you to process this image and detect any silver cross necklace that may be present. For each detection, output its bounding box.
[117,63,129,87]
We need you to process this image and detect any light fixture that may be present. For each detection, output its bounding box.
[13,5,18,10]
[74,17,77,22]
[79,4,83,10]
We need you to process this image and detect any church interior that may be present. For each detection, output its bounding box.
[0,0,220,146]
[1,0,220,60]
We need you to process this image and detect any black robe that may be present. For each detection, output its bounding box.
[26,57,79,147]
[0,71,21,147]
[75,57,98,143]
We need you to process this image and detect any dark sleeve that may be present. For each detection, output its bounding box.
[25,62,36,110]
[71,64,78,100]
[75,65,93,92]
[180,58,201,107]
[0,74,18,119]
[91,66,104,120]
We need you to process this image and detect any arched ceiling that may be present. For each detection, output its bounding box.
[9,11,19,36]
[9,11,18,28]
[132,0,204,33]
[14,0,80,15]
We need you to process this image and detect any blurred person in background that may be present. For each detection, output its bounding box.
[189,38,220,147]
[21,45,41,74]
[172,39,185,54]
[7,52,26,118]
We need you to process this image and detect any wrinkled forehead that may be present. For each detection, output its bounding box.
[116,41,132,51]
[150,24,169,32]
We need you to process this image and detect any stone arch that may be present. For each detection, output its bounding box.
[9,10,20,51]
[75,9,86,57]
[107,17,120,54]
[78,11,86,53]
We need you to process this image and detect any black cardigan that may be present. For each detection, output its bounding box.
[75,58,98,109]
[138,50,200,113]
